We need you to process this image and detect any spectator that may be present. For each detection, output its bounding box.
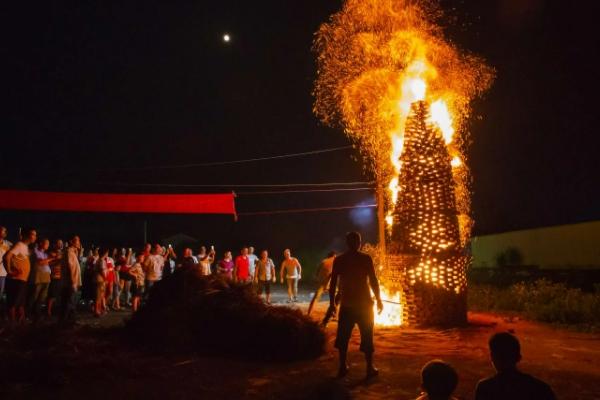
[128,253,145,312]
[0,226,13,307]
[308,250,336,315]
[117,248,133,307]
[329,231,382,379]
[198,246,215,276]
[143,243,175,297]
[247,246,258,284]
[46,240,64,317]
[415,360,459,400]
[254,250,276,304]
[217,251,234,279]
[4,227,37,324]
[280,249,302,303]
[233,247,250,283]
[475,332,556,400]
[60,235,81,322]
[81,248,98,308]
[179,247,198,270]
[30,238,54,321]
[105,252,117,310]
[94,248,109,317]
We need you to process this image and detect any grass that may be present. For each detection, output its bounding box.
[468,279,600,331]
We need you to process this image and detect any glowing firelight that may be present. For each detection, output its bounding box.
[314,0,494,326]
[374,285,402,326]
[223,33,231,43]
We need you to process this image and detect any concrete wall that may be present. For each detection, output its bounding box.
[470,221,600,269]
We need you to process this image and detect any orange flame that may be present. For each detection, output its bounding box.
[314,0,494,326]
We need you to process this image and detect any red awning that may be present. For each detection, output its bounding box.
[0,190,236,216]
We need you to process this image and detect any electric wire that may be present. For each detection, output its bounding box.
[101,145,354,171]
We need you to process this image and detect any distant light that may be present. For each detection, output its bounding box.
[223,34,231,43]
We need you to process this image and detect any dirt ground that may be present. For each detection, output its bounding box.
[2,294,600,400]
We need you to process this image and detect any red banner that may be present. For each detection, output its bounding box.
[0,190,236,216]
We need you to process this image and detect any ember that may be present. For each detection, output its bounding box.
[314,0,494,326]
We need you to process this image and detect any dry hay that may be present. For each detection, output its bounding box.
[126,268,326,361]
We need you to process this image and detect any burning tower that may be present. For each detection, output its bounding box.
[313,0,494,326]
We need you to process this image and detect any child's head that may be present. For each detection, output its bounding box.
[420,359,458,399]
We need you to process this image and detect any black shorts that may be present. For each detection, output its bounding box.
[130,282,143,297]
[257,280,271,295]
[6,278,28,308]
[48,279,63,299]
[335,305,375,354]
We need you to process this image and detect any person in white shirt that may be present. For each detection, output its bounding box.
[0,226,13,304]
[60,236,82,322]
[280,248,302,303]
[247,246,258,283]
[143,243,175,297]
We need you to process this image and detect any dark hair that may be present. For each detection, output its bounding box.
[327,250,336,258]
[346,231,361,249]
[21,227,36,237]
[489,332,521,365]
[421,359,458,398]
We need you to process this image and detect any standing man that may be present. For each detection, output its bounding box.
[329,231,383,380]
[307,251,336,315]
[280,249,302,303]
[0,226,13,306]
[247,246,258,285]
[254,250,276,304]
[143,243,174,297]
[60,235,82,322]
[30,238,54,321]
[4,227,36,324]
[233,247,250,283]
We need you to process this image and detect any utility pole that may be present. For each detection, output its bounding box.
[376,181,387,258]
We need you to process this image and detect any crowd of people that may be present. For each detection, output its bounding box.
[0,225,305,324]
[0,226,557,398]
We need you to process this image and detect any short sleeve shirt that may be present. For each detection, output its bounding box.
[0,240,13,277]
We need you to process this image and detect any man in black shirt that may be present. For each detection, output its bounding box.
[475,332,556,400]
[330,231,383,379]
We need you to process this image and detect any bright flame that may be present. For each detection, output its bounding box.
[450,156,462,168]
[374,285,402,326]
[430,99,455,144]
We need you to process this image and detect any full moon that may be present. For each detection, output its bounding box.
[223,33,231,43]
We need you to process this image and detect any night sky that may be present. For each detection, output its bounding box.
[2,1,599,255]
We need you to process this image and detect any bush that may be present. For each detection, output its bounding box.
[469,279,600,330]
[125,268,326,361]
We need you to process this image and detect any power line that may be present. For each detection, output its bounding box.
[102,145,354,171]
[99,181,374,188]
[236,187,374,195]
[238,204,376,216]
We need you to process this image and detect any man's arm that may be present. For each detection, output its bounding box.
[296,258,302,279]
[69,249,81,289]
[270,260,276,282]
[329,259,339,308]
[367,257,382,312]
[280,262,285,283]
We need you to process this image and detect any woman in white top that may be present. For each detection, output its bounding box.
[280,249,302,303]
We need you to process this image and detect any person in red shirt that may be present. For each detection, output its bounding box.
[233,247,250,283]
